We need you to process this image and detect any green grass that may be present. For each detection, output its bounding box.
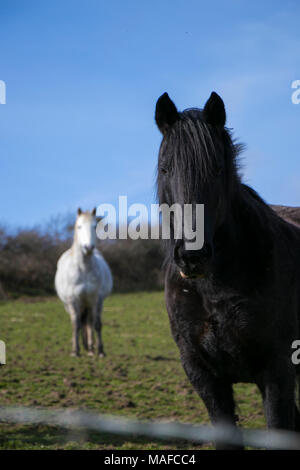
[0,292,265,449]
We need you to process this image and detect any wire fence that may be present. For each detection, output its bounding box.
[0,406,300,450]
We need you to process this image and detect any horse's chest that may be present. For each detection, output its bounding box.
[72,269,100,296]
[168,291,257,380]
[174,301,248,348]
[205,299,249,342]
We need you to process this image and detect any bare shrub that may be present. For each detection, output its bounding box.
[0,218,164,297]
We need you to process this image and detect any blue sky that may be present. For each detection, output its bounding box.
[1,0,300,228]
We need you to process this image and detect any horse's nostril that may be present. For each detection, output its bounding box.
[83,245,94,254]
[174,241,183,262]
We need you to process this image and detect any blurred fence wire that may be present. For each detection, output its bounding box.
[0,406,300,449]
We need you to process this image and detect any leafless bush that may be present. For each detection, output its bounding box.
[100,238,164,293]
[0,218,164,297]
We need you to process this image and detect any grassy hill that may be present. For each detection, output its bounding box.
[0,292,264,450]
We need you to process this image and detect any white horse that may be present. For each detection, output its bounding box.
[55,208,113,357]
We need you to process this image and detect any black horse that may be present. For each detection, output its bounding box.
[155,91,300,449]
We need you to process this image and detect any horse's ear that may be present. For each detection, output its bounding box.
[203,92,226,127]
[77,208,82,216]
[91,207,96,216]
[155,92,179,134]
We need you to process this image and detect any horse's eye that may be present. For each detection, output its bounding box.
[160,166,168,174]
[215,166,223,177]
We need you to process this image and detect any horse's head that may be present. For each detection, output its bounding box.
[75,207,98,256]
[155,92,241,278]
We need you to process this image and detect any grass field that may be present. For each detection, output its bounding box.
[0,292,265,450]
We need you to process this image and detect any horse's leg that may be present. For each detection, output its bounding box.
[258,361,296,433]
[86,311,94,356]
[94,298,105,358]
[183,361,243,449]
[68,303,81,357]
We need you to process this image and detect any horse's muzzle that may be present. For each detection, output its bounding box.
[82,245,95,256]
[174,241,213,279]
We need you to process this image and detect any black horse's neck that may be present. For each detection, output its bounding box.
[212,183,276,293]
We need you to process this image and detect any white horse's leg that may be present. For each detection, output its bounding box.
[68,303,81,357]
[94,298,105,358]
[87,312,94,356]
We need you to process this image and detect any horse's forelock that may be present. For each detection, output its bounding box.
[157,108,243,208]
[161,111,219,194]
